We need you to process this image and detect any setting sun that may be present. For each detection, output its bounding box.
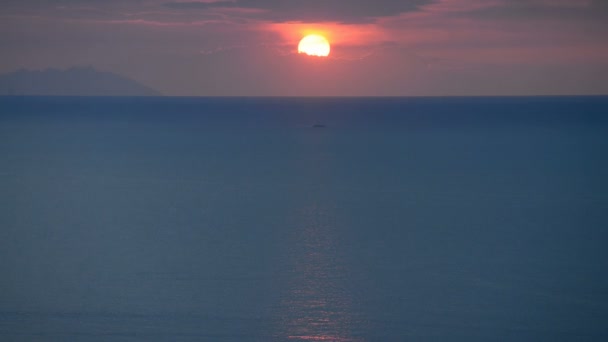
[298,34,330,57]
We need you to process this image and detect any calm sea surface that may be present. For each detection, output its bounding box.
[1,96,607,341]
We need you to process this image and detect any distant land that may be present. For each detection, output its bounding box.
[0,66,161,96]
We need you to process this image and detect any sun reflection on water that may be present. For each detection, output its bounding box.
[275,203,363,342]
[270,128,365,342]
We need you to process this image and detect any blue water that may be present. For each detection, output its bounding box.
[1,96,607,341]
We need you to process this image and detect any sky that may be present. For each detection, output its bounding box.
[1,0,607,96]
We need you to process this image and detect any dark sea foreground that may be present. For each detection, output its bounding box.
[1,96,607,341]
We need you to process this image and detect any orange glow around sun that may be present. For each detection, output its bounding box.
[298,34,331,57]
[263,22,389,60]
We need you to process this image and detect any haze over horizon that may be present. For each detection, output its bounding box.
[1,0,607,96]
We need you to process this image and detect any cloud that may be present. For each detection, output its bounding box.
[462,0,608,21]
[164,1,237,10]
[163,0,436,23]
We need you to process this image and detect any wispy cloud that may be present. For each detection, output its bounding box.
[162,0,436,23]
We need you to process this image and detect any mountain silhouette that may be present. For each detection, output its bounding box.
[0,66,161,96]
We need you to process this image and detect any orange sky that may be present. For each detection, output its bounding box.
[1,0,607,95]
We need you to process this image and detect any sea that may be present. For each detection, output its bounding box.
[1,96,607,341]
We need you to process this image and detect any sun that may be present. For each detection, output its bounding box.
[298,34,330,57]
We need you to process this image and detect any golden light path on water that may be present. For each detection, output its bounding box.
[273,127,364,342]
[283,204,356,341]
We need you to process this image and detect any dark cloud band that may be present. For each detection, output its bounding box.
[163,0,434,23]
